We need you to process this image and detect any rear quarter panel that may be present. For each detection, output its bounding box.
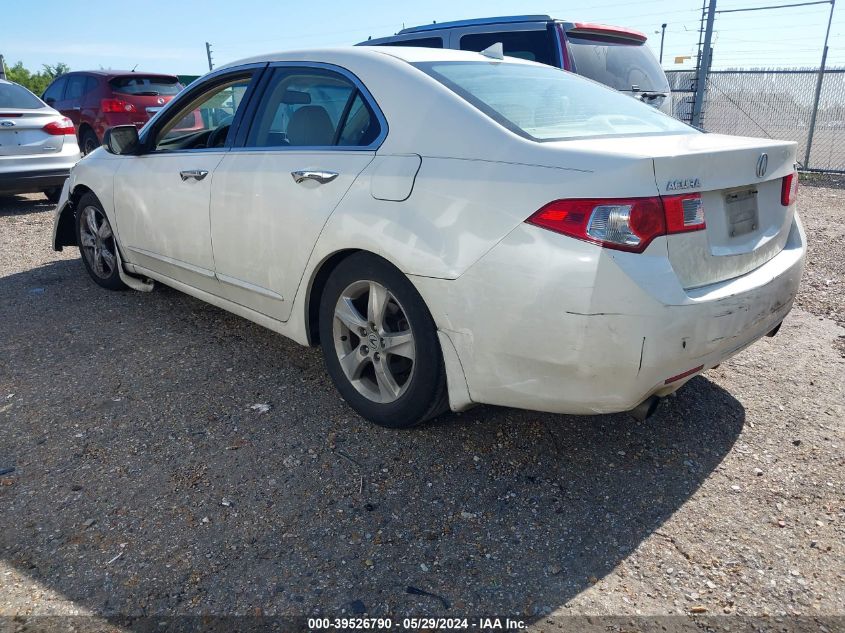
[307,151,659,280]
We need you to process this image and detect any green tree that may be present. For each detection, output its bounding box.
[5,61,70,96]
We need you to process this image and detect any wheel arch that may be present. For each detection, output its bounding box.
[305,248,362,346]
[77,122,96,143]
[54,184,96,249]
[304,248,418,346]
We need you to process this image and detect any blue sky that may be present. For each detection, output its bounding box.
[2,0,842,75]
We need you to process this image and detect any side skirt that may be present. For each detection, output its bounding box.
[125,263,305,344]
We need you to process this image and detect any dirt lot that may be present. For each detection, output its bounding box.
[0,182,843,628]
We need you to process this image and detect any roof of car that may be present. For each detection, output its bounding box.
[396,14,554,34]
[220,45,538,71]
[59,70,179,78]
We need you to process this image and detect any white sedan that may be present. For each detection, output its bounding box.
[52,47,805,428]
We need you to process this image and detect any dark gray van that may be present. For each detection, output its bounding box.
[358,15,672,114]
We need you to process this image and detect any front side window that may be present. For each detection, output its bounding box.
[460,30,557,66]
[154,75,253,151]
[414,61,692,141]
[42,77,66,104]
[245,67,380,148]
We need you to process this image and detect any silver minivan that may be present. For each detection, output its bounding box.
[359,14,672,114]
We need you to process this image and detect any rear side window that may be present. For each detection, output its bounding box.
[65,75,90,100]
[246,67,381,148]
[460,30,557,66]
[0,82,44,109]
[414,61,691,141]
[42,77,66,104]
[567,36,669,92]
[109,76,182,96]
[380,37,443,48]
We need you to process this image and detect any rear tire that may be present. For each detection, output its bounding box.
[318,253,448,428]
[75,192,127,291]
[80,128,100,155]
[43,188,61,203]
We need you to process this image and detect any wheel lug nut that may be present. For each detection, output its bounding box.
[360,345,369,355]
[373,352,380,361]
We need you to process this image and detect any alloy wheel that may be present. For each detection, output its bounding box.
[79,205,117,280]
[332,280,416,404]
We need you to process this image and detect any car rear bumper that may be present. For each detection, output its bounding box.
[411,213,806,415]
[0,168,70,194]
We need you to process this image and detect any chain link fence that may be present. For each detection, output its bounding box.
[667,68,845,173]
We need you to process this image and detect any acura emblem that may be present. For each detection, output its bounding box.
[157,97,165,105]
[756,153,768,178]
[0,120,15,127]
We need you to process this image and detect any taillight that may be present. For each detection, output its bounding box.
[663,193,705,233]
[43,117,76,135]
[781,172,798,206]
[101,98,136,113]
[527,193,706,253]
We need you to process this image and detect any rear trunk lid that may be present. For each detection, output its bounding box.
[538,132,797,288]
[652,133,796,288]
[0,109,64,157]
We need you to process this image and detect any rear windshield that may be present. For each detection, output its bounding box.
[109,76,182,96]
[567,36,669,92]
[413,61,692,141]
[0,82,44,109]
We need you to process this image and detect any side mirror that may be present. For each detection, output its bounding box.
[103,125,139,155]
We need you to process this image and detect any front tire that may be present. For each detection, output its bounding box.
[75,193,127,291]
[318,253,448,428]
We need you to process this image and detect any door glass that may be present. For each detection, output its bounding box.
[460,30,557,66]
[42,77,67,104]
[155,76,252,151]
[65,75,87,101]
[245,68,379,148]
[380,37,443,48]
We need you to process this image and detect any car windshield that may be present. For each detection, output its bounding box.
[567,36,670,93]
[109,76,182,96]
[413,61,692,141]
[0,82,44,109]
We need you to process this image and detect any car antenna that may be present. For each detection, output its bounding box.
[131,64,138,72]
[479,42,504,61]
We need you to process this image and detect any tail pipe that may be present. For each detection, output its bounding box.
[629,395,661,421]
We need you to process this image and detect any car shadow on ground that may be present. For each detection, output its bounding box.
[0,193,54,216]
[0,258,746,625]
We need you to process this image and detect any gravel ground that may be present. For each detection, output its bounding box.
[0,186,843,627]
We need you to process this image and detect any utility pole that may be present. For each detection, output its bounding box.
[0,54,6,80]
[659,24,667,64]
[691,0,716,128]
[804,0,836,169]
[205,42,214,72]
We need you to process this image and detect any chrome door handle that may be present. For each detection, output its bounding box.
[180,169,209,181]
[291,170,338,185]
[72,106,81,111]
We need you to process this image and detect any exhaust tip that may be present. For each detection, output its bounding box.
[629,395,661,422]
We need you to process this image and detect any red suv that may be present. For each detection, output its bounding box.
[41,71,196,154]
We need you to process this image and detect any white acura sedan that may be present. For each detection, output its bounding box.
[52,47,805,428]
